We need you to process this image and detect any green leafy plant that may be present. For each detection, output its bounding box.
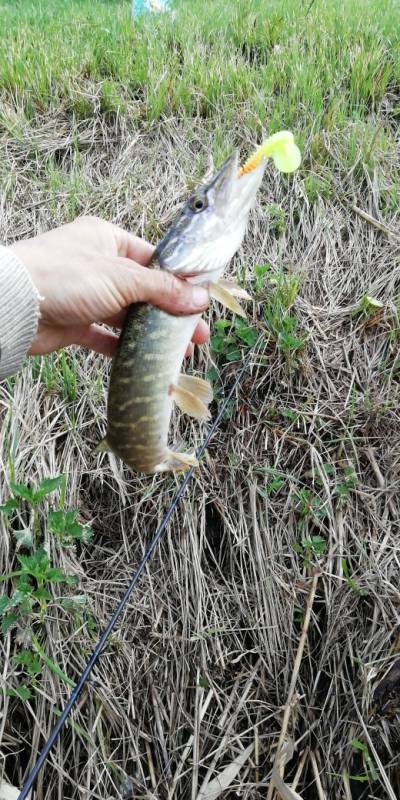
[2,475,65,508]
[313,462,335,488]
[293,606,306,627]
[13,649,42,680]
[356,293,384,318]
[322,462,335,479]
[336,466,358,503]
[294,488,327,524]
[6,685,33,701]
[281,407,299,423]
[256,467,286,497]
[303,173,332,202]
[293,534,326,567]
[349,739,378,783]
[267,476,285,494]
[253,263,271,296]
[266,203,287,235]
[0,474,93,701]
[341,559,367,596]
[251,265,305,367]
[48,509,93,546]
[262,269,305,368]
[211,318,257,363]
[387,294,400,345]
[0,548,74,627]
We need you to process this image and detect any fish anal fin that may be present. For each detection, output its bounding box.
[178,374,213,406]
[209,281,248,318]
[168,449,199,469]
[155,449,199,472]
[170,383,211,420]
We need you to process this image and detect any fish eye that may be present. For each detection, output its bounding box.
[190,193,208,213]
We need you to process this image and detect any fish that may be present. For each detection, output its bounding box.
[98,132,301,474]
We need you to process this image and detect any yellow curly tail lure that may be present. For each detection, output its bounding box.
[238,130,301,176]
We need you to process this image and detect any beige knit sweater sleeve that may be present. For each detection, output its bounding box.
[0,246,40,380]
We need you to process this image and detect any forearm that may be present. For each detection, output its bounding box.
[0,246,40,380]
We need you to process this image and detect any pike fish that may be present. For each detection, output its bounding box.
[98,132,301,474]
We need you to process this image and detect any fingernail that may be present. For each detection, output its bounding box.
[192,286,209,307]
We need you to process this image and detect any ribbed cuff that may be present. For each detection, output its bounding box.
[0,246,41,380]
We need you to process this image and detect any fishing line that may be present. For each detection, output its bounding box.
[17,340,259,800]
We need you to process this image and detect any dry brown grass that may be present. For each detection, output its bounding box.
[0,98,400,800]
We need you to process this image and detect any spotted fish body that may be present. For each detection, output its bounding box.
[106,302,200,472]
[101,134,301,473]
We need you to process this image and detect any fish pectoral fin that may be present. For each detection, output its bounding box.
[209,281,248,318]
[217,278,252,301]
[95,437,110,453]
[178,374,213,406]
[165,449,199,471]
[170,383,211,420]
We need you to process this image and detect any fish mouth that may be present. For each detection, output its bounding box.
[155,149,266,278]
[206,151,239,201]
[207,149,266,212]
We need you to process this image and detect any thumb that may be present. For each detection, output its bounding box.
[120,259,210,316]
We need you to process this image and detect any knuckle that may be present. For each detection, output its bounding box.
[76,214,105,229]
[161,271,182,300]
[169,274,187,305]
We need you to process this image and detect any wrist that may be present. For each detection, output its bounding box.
[0,246,41,378]
[10,241,45,301]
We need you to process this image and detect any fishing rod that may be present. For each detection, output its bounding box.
[17,342,258,800]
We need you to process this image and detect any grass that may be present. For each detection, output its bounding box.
[1,0,400,798]
[0,0,399,130]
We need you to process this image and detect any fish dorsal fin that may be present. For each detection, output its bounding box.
[178,374,213,406]
[170,383,211,420]
[209,280,250,318]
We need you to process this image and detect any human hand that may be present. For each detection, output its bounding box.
[11,216,210,357]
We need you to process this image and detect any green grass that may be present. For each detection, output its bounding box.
[1,0,398,235]
[1,0,399,137]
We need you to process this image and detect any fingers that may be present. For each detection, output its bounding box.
[192,318,209,345]
[184,319,210,357]
[73,216,155,266]
[119,258,210,315]
[104,309,127,328]
[76,325,119,357]
[112,226,155,265]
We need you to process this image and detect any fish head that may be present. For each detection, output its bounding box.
[154,151,266,282]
